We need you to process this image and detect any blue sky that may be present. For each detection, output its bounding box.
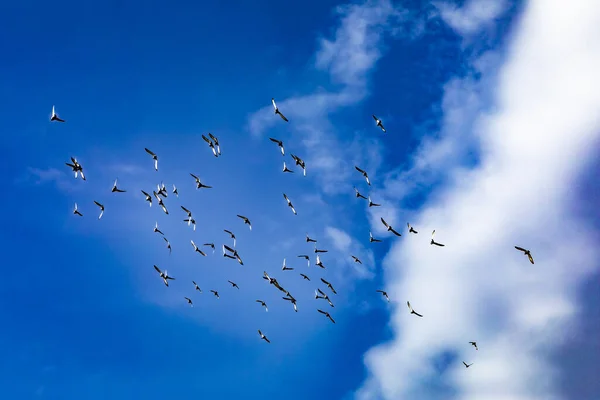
[2,0,600,399]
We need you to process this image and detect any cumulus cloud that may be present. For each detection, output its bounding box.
[356,0,600,399]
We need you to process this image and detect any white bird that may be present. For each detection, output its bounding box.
[283,193,297,215]
[290,154,306,176]
[191,240,207,256]
[202,134,218,157]
[224,229,236,247]
[407,301,423,317]
[269,137,285,155]
[237,215,252,230]
[153,222,163,235]
[172,184,178,197]
[190,173,212,189]
[93,201,104,219]
[111,179,126,193]
[354,166,371,185]
[258,329,271,343]
[256,300,268,312]
[73,202,83,216]
[141,190,152,206]
[372,114,386,132]
[153,265,174,287]
[50,105,65,122]
[144,148,158,171]
[65,157,85,180]
[282,161,294,173]
[208,133,221,156]
[271,98,289,122]
[282,258,294,271]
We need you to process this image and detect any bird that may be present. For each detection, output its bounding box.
[430,230,445,247]
[351,255,362,264]
[368,196,381,207]
[376,290,390,302]
[354,187,367,199]
[290,154,306,176]
[50,105,65,122]
[380,218,402,236]
[141,190,153,206]
[469,341,478,350]
[203,243,215,253]
[184,297,193,307]
[514,246,535,264]
[224,230,236,247]
[228,280,240,289]
[463,361,473,368]
[153,191,169,215]
[320,278,337,295]
[157,182,168,198]
[282,258,294,271]
[282,161,294,173]
[172,184,178,197]
[372,114,386,132]
[369,231,382,243]
[297,254,310,267]
[315,254,325,268]
[192,281,202,292]
[315,289,334,307]
[237,215,252,230]
[183,217,196,231]
[269,138,285,155]
[317,309,335,324]
[191,240,207,256]
[271,98,289,122]
[223,245,244,265]
[144,148,158,171]
[306,234,317,243]
[153,265,174,287]
[283,193,297,215]
[153,222,163,235]
[256,300,268,312]
[210,290,220,299]
[258,329,271,343]
[181,206,192,218]
[300,273,310,281]
[282,295,298,312]
[163,237,172,254]
[202,134,219,157]
[190,173,212,189]
[354,166,371,185]
[65,157,85,180]
[407,301,423,317]
[407,223,418,234]
[73,202,83,216]
[93,201,104,219]
[111,179,126,193]
[208,133,221,156]
[314,247,328,254]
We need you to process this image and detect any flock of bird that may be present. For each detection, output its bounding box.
[52,100,536,365]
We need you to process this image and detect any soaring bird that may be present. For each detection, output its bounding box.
[315,289,334,307]
[430,230,445,247]
[73,203,83,216]
[354,166,371,185]
[172,184,178,197]
[184,297,193,307]
[351,255,362,264]
[269,138,285,155]
[141,190,152,207]
[297,254,310,267]
[190,173,212,189]
[153,265,174,287]
[369,231,382,243]
[315,254,325,269]
[93,201,104,219]
[191,240,207,256]
[282,161,294,173]
[183,217,196,231]
[469,341,478,350]
[354,187,367,199]
[514,246,535,264]
[463,362,473,368]
[372,114,386,132]
[153,192,168,215]
[407,301,423,317]
[65,157,85,180]
[224,230,237,247]
[256,300,268,312]
[290,154,306,176]
[300,273,310,281]
[258,329,271,343]
[163,237,172,254]
[407,223,418,234]
[320,278,337,295]
[314,247,328,254]
[157,182,168,198]
[306,234,317,243]
[376,290,390,302]
[153,222,163,235]
[283,193,297,215]
[202,134,218,157]
[208,133,221,156]
[181,206,192,218]
[192,281,202,292]
[317,309,335,324]
[282,295,298,312]
[237,215,252,230]
[228,280,240,289]
[111,179,126,193]
[282,258,294,271]
[223,245,243,265]
[380,218,402,236]
[144,148,158,171]
[204,243,215,253]
[368,196,381,207]
[50,105,65,122]
[271,98,289,122]
[210,290,220,299]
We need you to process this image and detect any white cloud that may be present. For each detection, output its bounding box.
[435,0,507,36]
[356,0,600,399]
[324,225,375,281]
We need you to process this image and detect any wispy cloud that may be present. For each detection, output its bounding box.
[20,167,81,193]
[324,225,375,280]
[434,0,507,37]
[356,1,600,399]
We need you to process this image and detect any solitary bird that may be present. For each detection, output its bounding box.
[191,240,207,256]
[237,215,252,230]
[65,157,85,180]
[300,273,310,281]
[407,223,418,234]
[320,278,337,295]
[297,254,310,267]
[290,154,306,176]
[192,281,202,292]
[258,329,271,343]
[283,193,297,215]
[354,186,367,199]
[153,222,163,235]
[282,161,294,173]
[315,254,325,269]
[376,290,390,302]
[351,255,362,264]
[210,290,220,299]
[93,201,104,219]
[514,246,535,264]
[202,134,218,157]
[224,230,237,247]
[153,265,175,287]
[368,196,381,207]
[208,133,221,156]
[163,237,172,254]
[463,361,473,368]
[228,280,240,289]
[354,166,371,185]
[50,105,65,122]
[190,173,212,189]
[380,218,402,236]
[469,341,478,350]
[111,179,126,193]
[269,137,285,155]
[317,309,335,324]
[73,203,83,216]
[430,230,445,247]
[184,297,193,307]
[372,114,386,132]
[256,300,268,312]
[282,258,294,271]
[407,301,423,317]
[172,184,178,197]
[144,148,159,171]
[369,231,382,243]
[271,98,289,122]
[141,190,153,206]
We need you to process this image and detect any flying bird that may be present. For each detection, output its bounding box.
[320,278,337,295]
[380,218,402,236]
[351,255,362,264]
[153,222,163,235]
[157,182,168,198]
[204,243,215,252]
[256,300,268,312]
[228,280,239,289]
[153,265,174,287]
[407,301,423,317]
[315,254,325,269]
[269,138,285,155]
[190,173,212,189]
[153,192,168,215]
[354,166,371,185]
[463,362,473,368]
[144,148,158,171]
[65,157,85,180]
[314,247,328,254]
[184,297,193,307]
[181,206,192,218]
[208,133,221,156]
[224,230,236,247]
[469,341,478,350]
[282,295,298,312]
[258,329,271,343]
[223,245,243,265]
[193,281,202,292]
[514,246,535,264]
[93,201,104,219]
[202,134,218,157]
[141,190,152,206]
[271,98,289,122]
[300,273,310,281]
[290,154,306,176]
[305,234,317,243]
[73,202,83,216]
[407,223,418,234]
[237,215,252,230]
[210,290,220,299]
[172,184,178,197]
[369,231,382,243]
[191,240,207,256]
[430,230,445,247]
[283,193,297,215]
[315,289,334,307]
[297,254,310,267]
[282,161,294,173]
[317,309,335,324]
[183,217,197,231]
[111,179,126,193]
[163,237,172,254]
[372,114,386,132]
[50,105,65,122]
[354,187,367,199]
[376,290,390,302]
[282,258,294,271]
[368,196,381,207]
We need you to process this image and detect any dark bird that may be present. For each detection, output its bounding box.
[354,166,371,185]
[153,191,169,215]
[228,280,239,289]
[144,148,159,171]
[258,329,271,343]
[269,137,285,155]
[111,179,126,193]
[282,258,294,271]
[351,255,362,264]
[407,223,418,234]
[430,230,445,247]
[208,133,221,156]
[469,341,478,351]
[190,173,212,189]
[193,281,202,292]
[317,309,335,324]
[65,157,85,180]
[290,154,306,176]
[315,289,334,307]
[210,290,220,299]
[354,186,367,199]
[141,190,152,206]
[181,206,192,218]
[153,222,163,235]
[256,300,268,312]
[282,295,298,312]
[271,98,289,122]
[202,134,218,157]
[224,230,237,247]
[204,243,215,253]
[320,278,337,295]
[300,273,310,281]
[514,246,534,264]
[50,105,65,122]
[154,265,174,287]
[314,247,328,254]
[73,203,83,217]
[315,254,325,269]
[297,254,310,267]
[306,234,317,243]
[376,290,390,302]
[237,215,252,231]
[183,217,196,231]
[369,231,382,243]
[93,201,105,219]
[191,240,207,256]
[380,218,402,236]
[283,193,297,215]
[172,184,178,197]
[463,361,473,368]
[282,161,294,173]
[157,182,168,198]
[184,297,193,307]
[163,237,172,254]
[372,114,386,132]
[368,196,381,207]
[407,301,423,317]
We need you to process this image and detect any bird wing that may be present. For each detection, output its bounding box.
[154,265,162,274]
[271,98,277,110]
[181,206,190,213]
[515,246,527,252]
[145,148,155,156]
[278,112,289,122]
[202,135,211,144]
[355,166,365,174]
[380,217,389,228]
[320,278,329,285]
[317,309,326,315]
[528,253,535,264]
[190,173,199,180]
[372,114,378,121]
